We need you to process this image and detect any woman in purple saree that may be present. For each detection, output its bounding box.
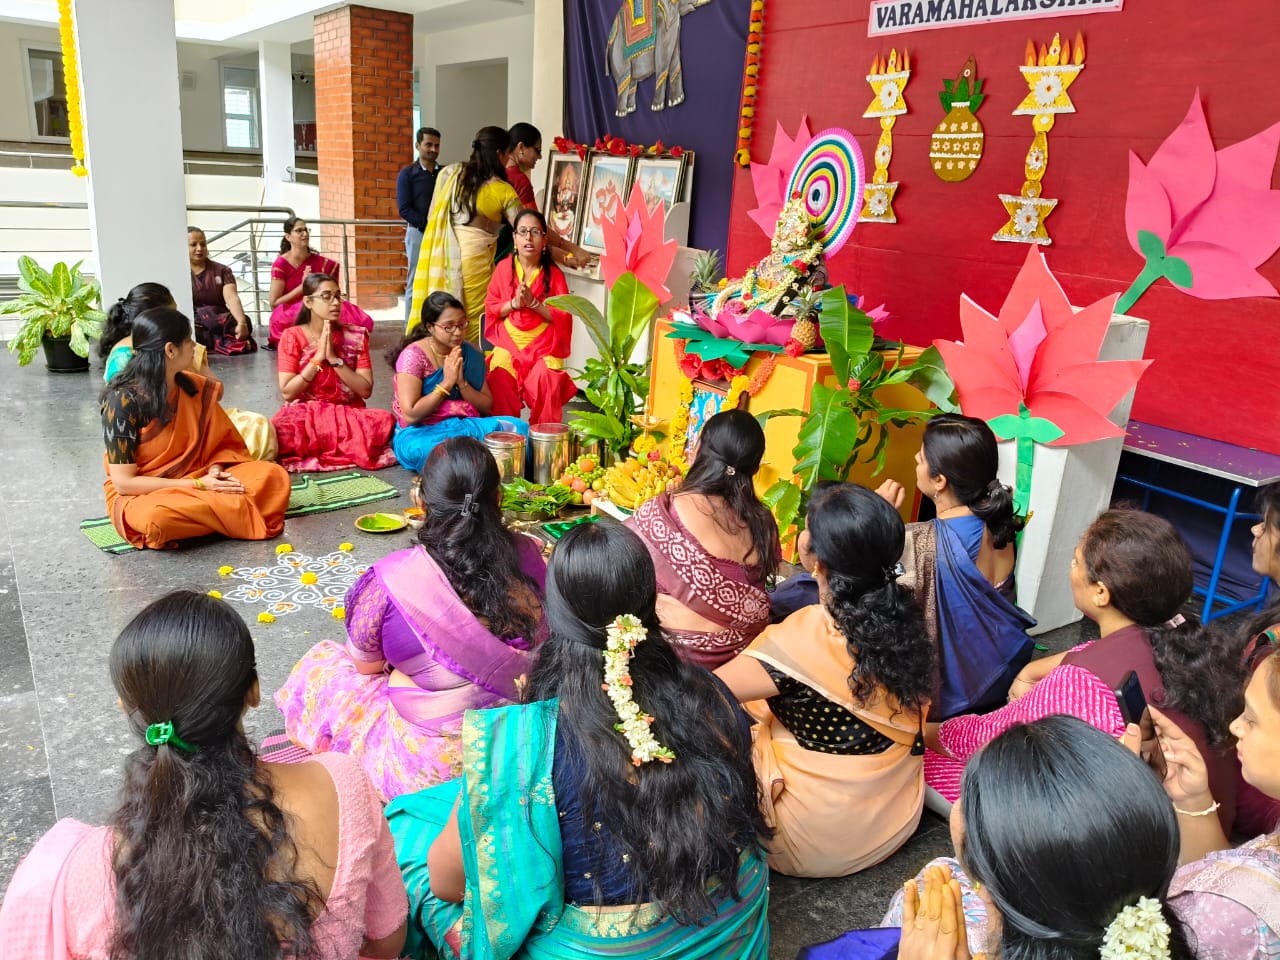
[276,437,547,802]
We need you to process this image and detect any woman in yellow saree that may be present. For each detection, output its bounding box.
[407,126,523,343]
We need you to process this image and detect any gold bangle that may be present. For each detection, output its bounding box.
[434,384,451,398]
[1173,800,1221,817]
[192,477,204,491]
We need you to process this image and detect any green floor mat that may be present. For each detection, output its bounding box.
[80,470,401,554]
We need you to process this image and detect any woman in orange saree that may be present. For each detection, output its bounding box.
[101,308,290,550]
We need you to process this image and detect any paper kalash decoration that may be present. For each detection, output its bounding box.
[931,56,986,182]
[861,49,910,224]
[993,32,1085,246]
[1118,91,1280,313]
[933,248,1150,516]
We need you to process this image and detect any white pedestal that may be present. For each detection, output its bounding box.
[999,314,1150,633]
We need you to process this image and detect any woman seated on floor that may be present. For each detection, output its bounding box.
[387,290,527,473]
[483,208,577,423]
[925,509,1246,832]
[625,409,779,669]
[188,225,257,354]
[1157,640,1280,958]
[101,281,276,461]
[716,483,936,878]
[874,716,1197,960]
[273,273,396,473]
[385,520,770,960]
[266,216,373,349]
[0,591,407,960]
[275,436,547,802]
[101,307,290,550]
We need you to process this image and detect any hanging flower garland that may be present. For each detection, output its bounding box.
[735,0,766,167]
[668,374,695,474]
[553,135,685,161]
[56,0,87,177]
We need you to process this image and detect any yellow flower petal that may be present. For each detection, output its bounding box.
[300,571,318,585]
[217,565,234,576]
[257,612,276,624]
[332,607,346,621]
[275,543,293,554]
[338,542,355,552]
[206,590,222,600]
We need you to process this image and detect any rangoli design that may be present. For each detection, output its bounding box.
[217,550,367,618]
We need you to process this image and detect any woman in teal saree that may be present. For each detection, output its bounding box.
[387,521,771,960]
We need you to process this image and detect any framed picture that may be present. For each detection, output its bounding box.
[578,151,635,254]
[542,150,586,245]
[629,153,689,214]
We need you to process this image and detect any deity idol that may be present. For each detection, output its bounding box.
[711,193,827,322]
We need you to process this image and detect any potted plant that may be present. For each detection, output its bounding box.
[3,256,106,372]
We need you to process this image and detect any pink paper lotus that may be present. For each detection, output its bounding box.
[600,186,678,303]
[747,116,815,240]
[693,302,795,346]
[1122,91,1280,308]
[935,248,1151,446]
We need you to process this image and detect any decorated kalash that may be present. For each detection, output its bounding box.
[541,122,951,553]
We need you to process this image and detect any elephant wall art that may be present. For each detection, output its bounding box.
[606,0,711,117]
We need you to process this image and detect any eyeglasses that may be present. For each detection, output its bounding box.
[434,322,466,333]
[515,228,545,238]
[309,291,343,303]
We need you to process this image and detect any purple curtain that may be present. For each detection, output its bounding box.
[563,0,749,255]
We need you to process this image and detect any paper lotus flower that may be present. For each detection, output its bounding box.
[934,248,1151,447]
[1121,91,1280,310]
[694,304,795,346]
[748,116,815,239]
[600,186,677,303]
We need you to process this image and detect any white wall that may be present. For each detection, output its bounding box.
[416,13,534,166]
[434,60,508,167]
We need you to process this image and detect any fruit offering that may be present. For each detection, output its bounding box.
[602,456,680,510]
[556,455,608,506]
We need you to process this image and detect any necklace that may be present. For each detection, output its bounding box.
[936,503,970,519]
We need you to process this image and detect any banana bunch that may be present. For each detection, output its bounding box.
[604,457,677,510]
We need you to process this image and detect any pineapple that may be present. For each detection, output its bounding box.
[930,56,986,183]
[689,249,722,294]
[788,288,822,351]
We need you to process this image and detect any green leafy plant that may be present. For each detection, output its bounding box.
[758,286,955,541]
[3,256,106,366]
[548,271,656,461]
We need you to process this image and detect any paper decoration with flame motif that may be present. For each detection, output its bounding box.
[932,56,986,183]
[861,48,909,224]
[994,32,1085,246]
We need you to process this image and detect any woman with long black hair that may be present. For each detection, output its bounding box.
[717,483,937,878]
[407,125,524,342]
[100,307,289,548]
[386,520,770,959]
[625,409,781,668]
[0,591,407,959]
[276,436,546,801]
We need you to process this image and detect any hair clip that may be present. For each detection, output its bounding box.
[725,465,737,476]
[885,561,906,582]
[461,493,474,516]
[1163,613,1186,630]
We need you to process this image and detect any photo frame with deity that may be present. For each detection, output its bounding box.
[578,151,635,254]
[543,151,586,245]
[629,153,689,214]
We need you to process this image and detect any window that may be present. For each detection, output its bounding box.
[26,46,69,140]
[222,66,260,150]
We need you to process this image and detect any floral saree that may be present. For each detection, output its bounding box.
[386,700,771,960]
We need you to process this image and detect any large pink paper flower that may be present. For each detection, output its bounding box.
[935,248,1151,446]
[747,116,814,239]
[1122,91,1280,307]
[694,303,795,345]
[600,186,677,303]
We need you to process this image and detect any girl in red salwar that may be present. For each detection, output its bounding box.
[483,209,577,423]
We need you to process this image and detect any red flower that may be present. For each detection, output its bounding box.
[651,139,666,154]
[609,139,628,156]
[629,144,644,157]
[593,138,605,150]
[600,186,678,303]
[847,378,861,392]
[670,146,684,158]
[794,261,809,274]
[784,339,804,358]
[576,146,587,160]
[679,351,703,379]
[647,449,662,461]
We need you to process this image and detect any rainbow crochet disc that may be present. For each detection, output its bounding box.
[785,128,865,255]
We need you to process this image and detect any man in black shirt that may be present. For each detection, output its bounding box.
[397,126,441,320]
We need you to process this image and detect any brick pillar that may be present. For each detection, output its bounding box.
[314,5,413,309]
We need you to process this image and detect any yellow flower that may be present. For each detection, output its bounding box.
[275,543,293,554]
[257,612,275,624]
[332,607,347,621]
[300,572,318,585]
[338,542,355,552]
[717,278,729,289]
[217,565,234,576]
[206,590,222,600]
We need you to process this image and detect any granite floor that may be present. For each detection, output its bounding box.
[0,321,1095,958]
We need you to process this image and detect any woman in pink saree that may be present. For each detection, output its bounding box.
[276,437,547,802]
[266,216,374,348]
[625,410,780,669]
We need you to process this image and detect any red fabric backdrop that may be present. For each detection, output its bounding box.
[725,0,1280,452]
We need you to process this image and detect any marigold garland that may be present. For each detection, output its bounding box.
[668,374,695,473]
[56,0,87,177]
[735,0,767,166]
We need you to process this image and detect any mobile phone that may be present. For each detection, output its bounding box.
[1113,671,1168,781]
